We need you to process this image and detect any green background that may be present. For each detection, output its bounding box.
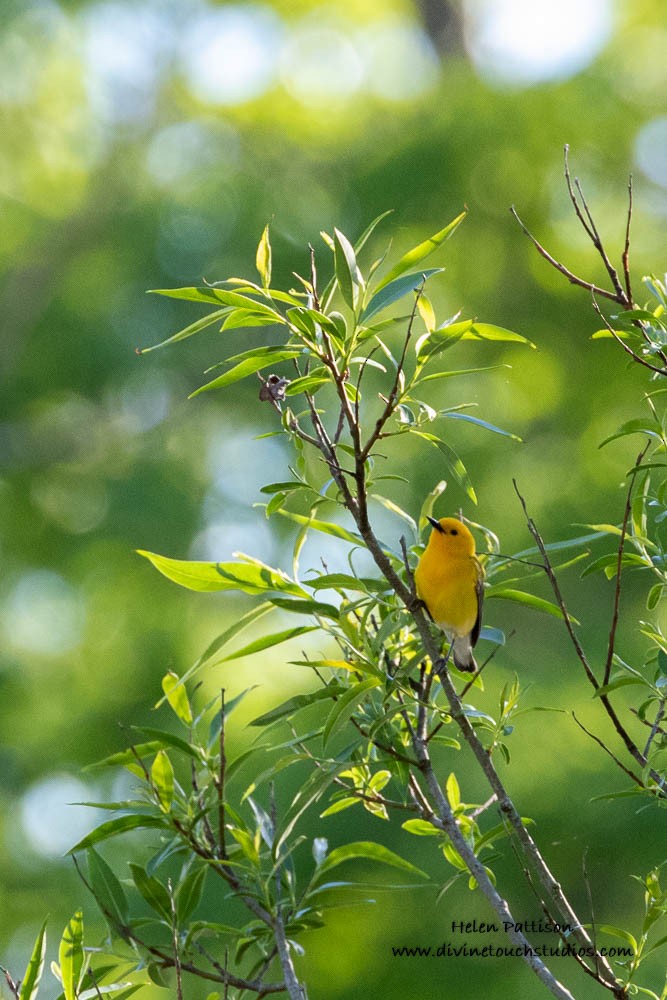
[1,0,665,996]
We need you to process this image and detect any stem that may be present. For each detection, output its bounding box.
[218,688,227,859]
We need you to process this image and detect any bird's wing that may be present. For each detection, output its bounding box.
[470,558,484,648]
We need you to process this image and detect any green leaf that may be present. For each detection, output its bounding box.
[418,480,448,529]
[256,223,272,289]
[375,211,466,291]
[151,750,174,812]
[284,374,330,396]
[69,815,167,854]
[442,412,522,442]
[370,494,417,534]
[593,676,649,697]
[161,671,193,726]
[87,848,129,927]
[599,418,662,449]
[415,319,472,361]
[250,684,347,727]
[19,920,47,1000]
[402,819,442,837]
[177,865,207,923]
[219,625,319,662]
[311,841,427,885]
[411,431,477,503]
[129,863,172,922]
[270,508,363,545]
[266,595,339,619]
[362,268,443,323]
[418,364,511,384]
[59,910,84,1000]
[462,322,535,348]
[485,587,572,622]
[322,678,381,749]
[334,228,363,311]
[190,346,303,397]
[137,550,307,597]
[307,573,386,593]
[136,307,230,354]
[596,924,638,953]
[154,603,275,709]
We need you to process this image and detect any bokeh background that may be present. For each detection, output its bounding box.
[1,0,666,996]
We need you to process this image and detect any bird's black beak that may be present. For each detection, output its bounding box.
[427,515,444,533]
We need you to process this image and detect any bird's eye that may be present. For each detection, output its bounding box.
[451,528,458,535]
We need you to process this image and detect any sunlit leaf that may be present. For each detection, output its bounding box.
[59,911,84,1000]
[485,587,571,621]
[218,625,319,662]
[136,307,230,354]
[151,750,174,812]
[190,346,303,397]
[161,671,193,726]
[249,684,347,727]
[442,411,522,442]
[18,921,48,1000]
[310,841,427,885]
[362,268,443,323]
[68,815,167,853]
[334,228,363,311]
[137,550,307,597]
[411,431,477,503]
[256,223,272,289]
[462,322,535,348]
[375,211,466,291]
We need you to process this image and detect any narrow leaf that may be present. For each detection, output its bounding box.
[375,211,466,291]
[256,224,272,289]
[129,863,172,921]
[19,921,48,1000]
[137,550,306,597]
[323,678,381,749]
[88,848,129,927]
[486,587,572,621]
[311,841,427,885]
[219,625,319,662]
[59,911,84,1000]
[161,672,193,726]
[362,268,443,323]
[137,308,230,354]
[250,684,347,727]
[151,750,174,812]
[69,815,167,853]
[190,346,302,397]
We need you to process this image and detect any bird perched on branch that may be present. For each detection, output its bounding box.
[414,516,484,673]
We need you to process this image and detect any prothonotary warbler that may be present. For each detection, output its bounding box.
[414,515,484,673]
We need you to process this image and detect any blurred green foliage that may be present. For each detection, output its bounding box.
[1,0,666,996]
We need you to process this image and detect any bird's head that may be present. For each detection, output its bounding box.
[426,516,475,557]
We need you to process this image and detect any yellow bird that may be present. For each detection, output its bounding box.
[414,516,484,673]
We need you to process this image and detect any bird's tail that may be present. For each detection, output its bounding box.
[452,636,477,673]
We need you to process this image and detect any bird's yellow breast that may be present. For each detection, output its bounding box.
[414,517,481,637]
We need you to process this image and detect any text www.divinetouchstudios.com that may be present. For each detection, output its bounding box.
[391,920,633,960]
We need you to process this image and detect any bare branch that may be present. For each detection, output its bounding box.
[603,442,651,685]
[510,206,621,304]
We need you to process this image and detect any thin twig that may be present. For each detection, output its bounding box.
[590,295,667,376]
[622,174,634,304]
[572,713,643,787]
[360,280,425,462]
[563,146,627,303]
[604,442,651,685]
[169,879,184,1000]
[510,206,620,304]
[643,697,666,758]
